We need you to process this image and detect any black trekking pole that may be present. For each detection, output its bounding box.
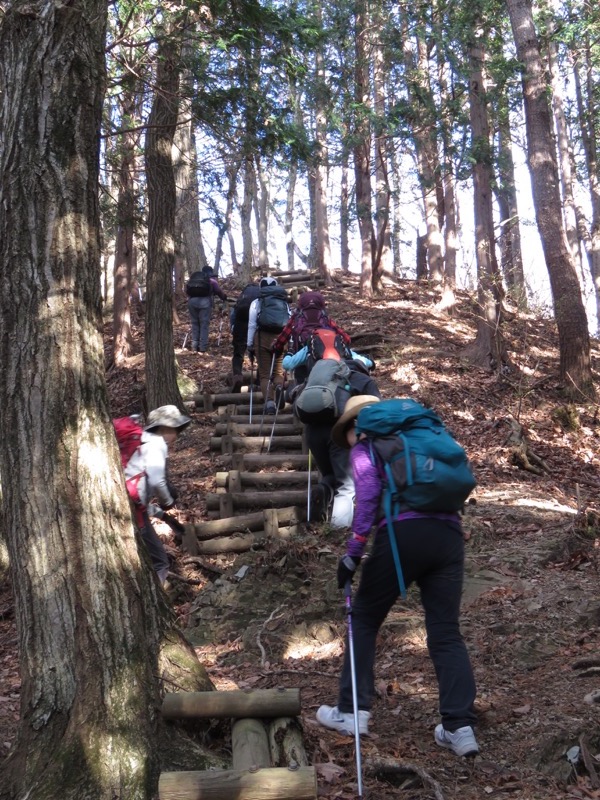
[345,580,364,798]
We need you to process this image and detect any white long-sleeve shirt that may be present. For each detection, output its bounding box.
[124,431,174,508]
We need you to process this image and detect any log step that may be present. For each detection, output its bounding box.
[192,526,299,551]
[215,471,317,489]
[214,413,297,425]
[162,688,301,720]
[218,454,310,470]
[159,766,317,800]
[214,422,301,437]
[194,391,264,410]
[211,435,304,453]
[205,490,309,511]
[192,506,305,539]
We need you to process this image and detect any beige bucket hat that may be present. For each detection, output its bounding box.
[331,395,380,449]
[145,405,191,432]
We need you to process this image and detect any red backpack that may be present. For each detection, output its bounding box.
[307,328,351,364]
[113,417,145,506]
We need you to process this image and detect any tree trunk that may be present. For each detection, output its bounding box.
[548,36,582,280]
[285,163,298,272]
[0,4,212,798]
[112,82,138,364]
[496,93,526,307]
[402,19,444,285]
[241,155,255,275]
[174,59,209,281]
[464,34,507,370]
[254,155,270,271]
[354,0,375,297]
[572,43,600,334]
[372,2,391,291]
[313,3,333,284]
[506,0,595,398]
[225,160,241,276]
[436,48,458,293]
[340,140,351,273]
[144,27,185,411]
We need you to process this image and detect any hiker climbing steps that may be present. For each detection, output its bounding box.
[159,689,317,800]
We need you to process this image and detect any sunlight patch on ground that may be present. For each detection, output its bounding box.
[283,638,343,661]
[510,498,577,514]
[391,362,420,387]
[477,487,577,515]
[454,409,476,420]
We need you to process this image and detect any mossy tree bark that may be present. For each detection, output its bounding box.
[0,3,212,798]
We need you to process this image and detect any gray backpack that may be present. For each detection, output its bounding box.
[294,359,352,425]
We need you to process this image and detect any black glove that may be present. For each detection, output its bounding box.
[337,555,361,589]
[167,482,179,502]
[160,500,176,511]
[248,348,255,364]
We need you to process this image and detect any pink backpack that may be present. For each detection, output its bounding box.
[113,417,145,505]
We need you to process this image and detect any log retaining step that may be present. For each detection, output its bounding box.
[193,506,304,539]
[215,470,317,489]
[214,422,301,437]
[159,766,317,800]
[162,688,301,720]
[218,454,310,470]
[210,435,304,453]
[205,490,310,511]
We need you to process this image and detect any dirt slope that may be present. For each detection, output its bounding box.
[2,276,600,800]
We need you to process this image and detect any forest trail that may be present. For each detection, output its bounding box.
[2,274,600,799]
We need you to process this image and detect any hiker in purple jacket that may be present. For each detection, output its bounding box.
[315,395,479,758]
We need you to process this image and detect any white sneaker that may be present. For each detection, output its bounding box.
[316,705,370,736]
[434,724,479,757]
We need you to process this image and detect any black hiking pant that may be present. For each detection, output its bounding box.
[231,321,248,377]
[338,517,477,732]
[304,423,354,528]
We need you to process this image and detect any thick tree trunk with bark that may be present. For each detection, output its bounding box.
[0,4,213,799]
[144,28,185,411]
[507,0,595,398]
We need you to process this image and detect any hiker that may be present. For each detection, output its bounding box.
[285,330,380,527]
[122,405,191,585]
[316,396,479,758]
[186,266,228,353]
[271,291,350,384]
[230,282,261,393]
[246,277,291,415]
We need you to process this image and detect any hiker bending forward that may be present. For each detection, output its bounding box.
[125,405,191,585]
[316,395,479,758]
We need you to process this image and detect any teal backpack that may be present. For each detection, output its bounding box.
[355,398,476,596]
